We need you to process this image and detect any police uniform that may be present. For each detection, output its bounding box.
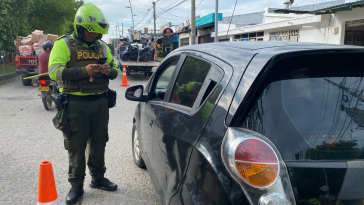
[49,33,119,187]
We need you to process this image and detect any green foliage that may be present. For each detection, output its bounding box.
[0,0,84,51]
[302,140,361,160]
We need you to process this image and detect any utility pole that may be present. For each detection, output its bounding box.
[153,1,156,40]
[191,0,196,45]
[215,0,218,42]
[122,22,124,38]
[115,25,118,55]
[117,23,119,38]
[128,0,135,41]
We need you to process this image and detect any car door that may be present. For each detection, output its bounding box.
[139,55,184,183]
[151,53,224,204]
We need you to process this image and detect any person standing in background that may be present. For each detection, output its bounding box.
[147,37,156,61]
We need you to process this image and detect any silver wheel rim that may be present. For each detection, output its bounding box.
[133,129,140,161]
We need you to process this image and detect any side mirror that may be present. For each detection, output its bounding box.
[125,85,148,102]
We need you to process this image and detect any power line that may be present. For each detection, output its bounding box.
[226,0,238,39]
[157,0,188,13]
[178,0,204,24]
[155,5,186,18]
[135,15,154,30]
[134,5,153,27]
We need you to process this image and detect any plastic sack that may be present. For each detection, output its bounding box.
[35,50,44,55]
[19,45,33,56]
[33,43,43,51]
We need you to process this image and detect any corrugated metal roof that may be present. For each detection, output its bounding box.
[313,0,364,14]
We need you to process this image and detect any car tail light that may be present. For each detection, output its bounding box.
[221,128,296,205]
[234,139,279,187]
[39,79,47,85]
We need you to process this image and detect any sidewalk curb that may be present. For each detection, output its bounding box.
[0,73,22,86]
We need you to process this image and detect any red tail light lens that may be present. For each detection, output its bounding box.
[234,139,279,187]
[222,128,296,205]
[39,79,47,85]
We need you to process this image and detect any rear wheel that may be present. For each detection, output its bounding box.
[132,125,145,168]
[42,92,52,111]
[22,75,32,86]
[143,52,152,61]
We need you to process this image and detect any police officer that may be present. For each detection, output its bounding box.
[48,3,119,204]
[176,81,202,107]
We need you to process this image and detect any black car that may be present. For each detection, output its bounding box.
[125,42,364,205]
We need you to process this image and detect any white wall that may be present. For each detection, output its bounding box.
[264,13,312,23]
[198,27,214,36]
[179,33,192,45]
[299,7,364,44]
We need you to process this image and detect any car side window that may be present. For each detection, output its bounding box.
[170,57,211,107]
[152,59,179,100]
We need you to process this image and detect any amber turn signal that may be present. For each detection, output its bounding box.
[234,139,279,187]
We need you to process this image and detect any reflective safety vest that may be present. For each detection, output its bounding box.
[61,35,109,94]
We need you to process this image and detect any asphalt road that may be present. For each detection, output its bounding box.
[0,72,159,204]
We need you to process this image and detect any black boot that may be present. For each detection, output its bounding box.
[90,177,117,191]
[66,185,84,205]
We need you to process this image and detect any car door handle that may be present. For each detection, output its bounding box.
[148,119,153,127]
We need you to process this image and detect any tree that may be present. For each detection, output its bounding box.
[0,0,32,51]
[28,0,84,35]
[0,0,84,52]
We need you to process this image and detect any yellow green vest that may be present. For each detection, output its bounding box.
[62,35,109,94]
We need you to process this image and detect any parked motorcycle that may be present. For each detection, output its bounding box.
[121,41,152,62]
[37,75,60,111]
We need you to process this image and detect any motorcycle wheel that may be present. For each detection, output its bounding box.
[131,53,138,59]
[42,92,52,111]
[143,52,152,61]
[121,54,129,61]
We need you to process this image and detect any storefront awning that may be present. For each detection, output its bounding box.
[313,0,364,14]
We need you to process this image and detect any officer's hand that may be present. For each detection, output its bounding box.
[86,64,101,76]
[101,63,111,76]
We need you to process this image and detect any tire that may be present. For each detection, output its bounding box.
[42,92,52,111]
[121,54,129,61]
[132,125,145,168]
[22,75,32,86]
[143,52,152,61]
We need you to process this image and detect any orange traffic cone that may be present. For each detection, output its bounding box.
[37,161,59,205]
[120,64,130,87]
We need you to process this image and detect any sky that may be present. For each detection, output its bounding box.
[83,0,357,42]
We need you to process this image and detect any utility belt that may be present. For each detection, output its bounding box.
[68,92,107,101]
[67,90,116,108]
[52,90,117,138]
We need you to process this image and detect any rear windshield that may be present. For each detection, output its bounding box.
[238,52,364,161]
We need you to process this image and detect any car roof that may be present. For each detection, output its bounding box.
[178,41,363,52]
[174,41,364,73]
